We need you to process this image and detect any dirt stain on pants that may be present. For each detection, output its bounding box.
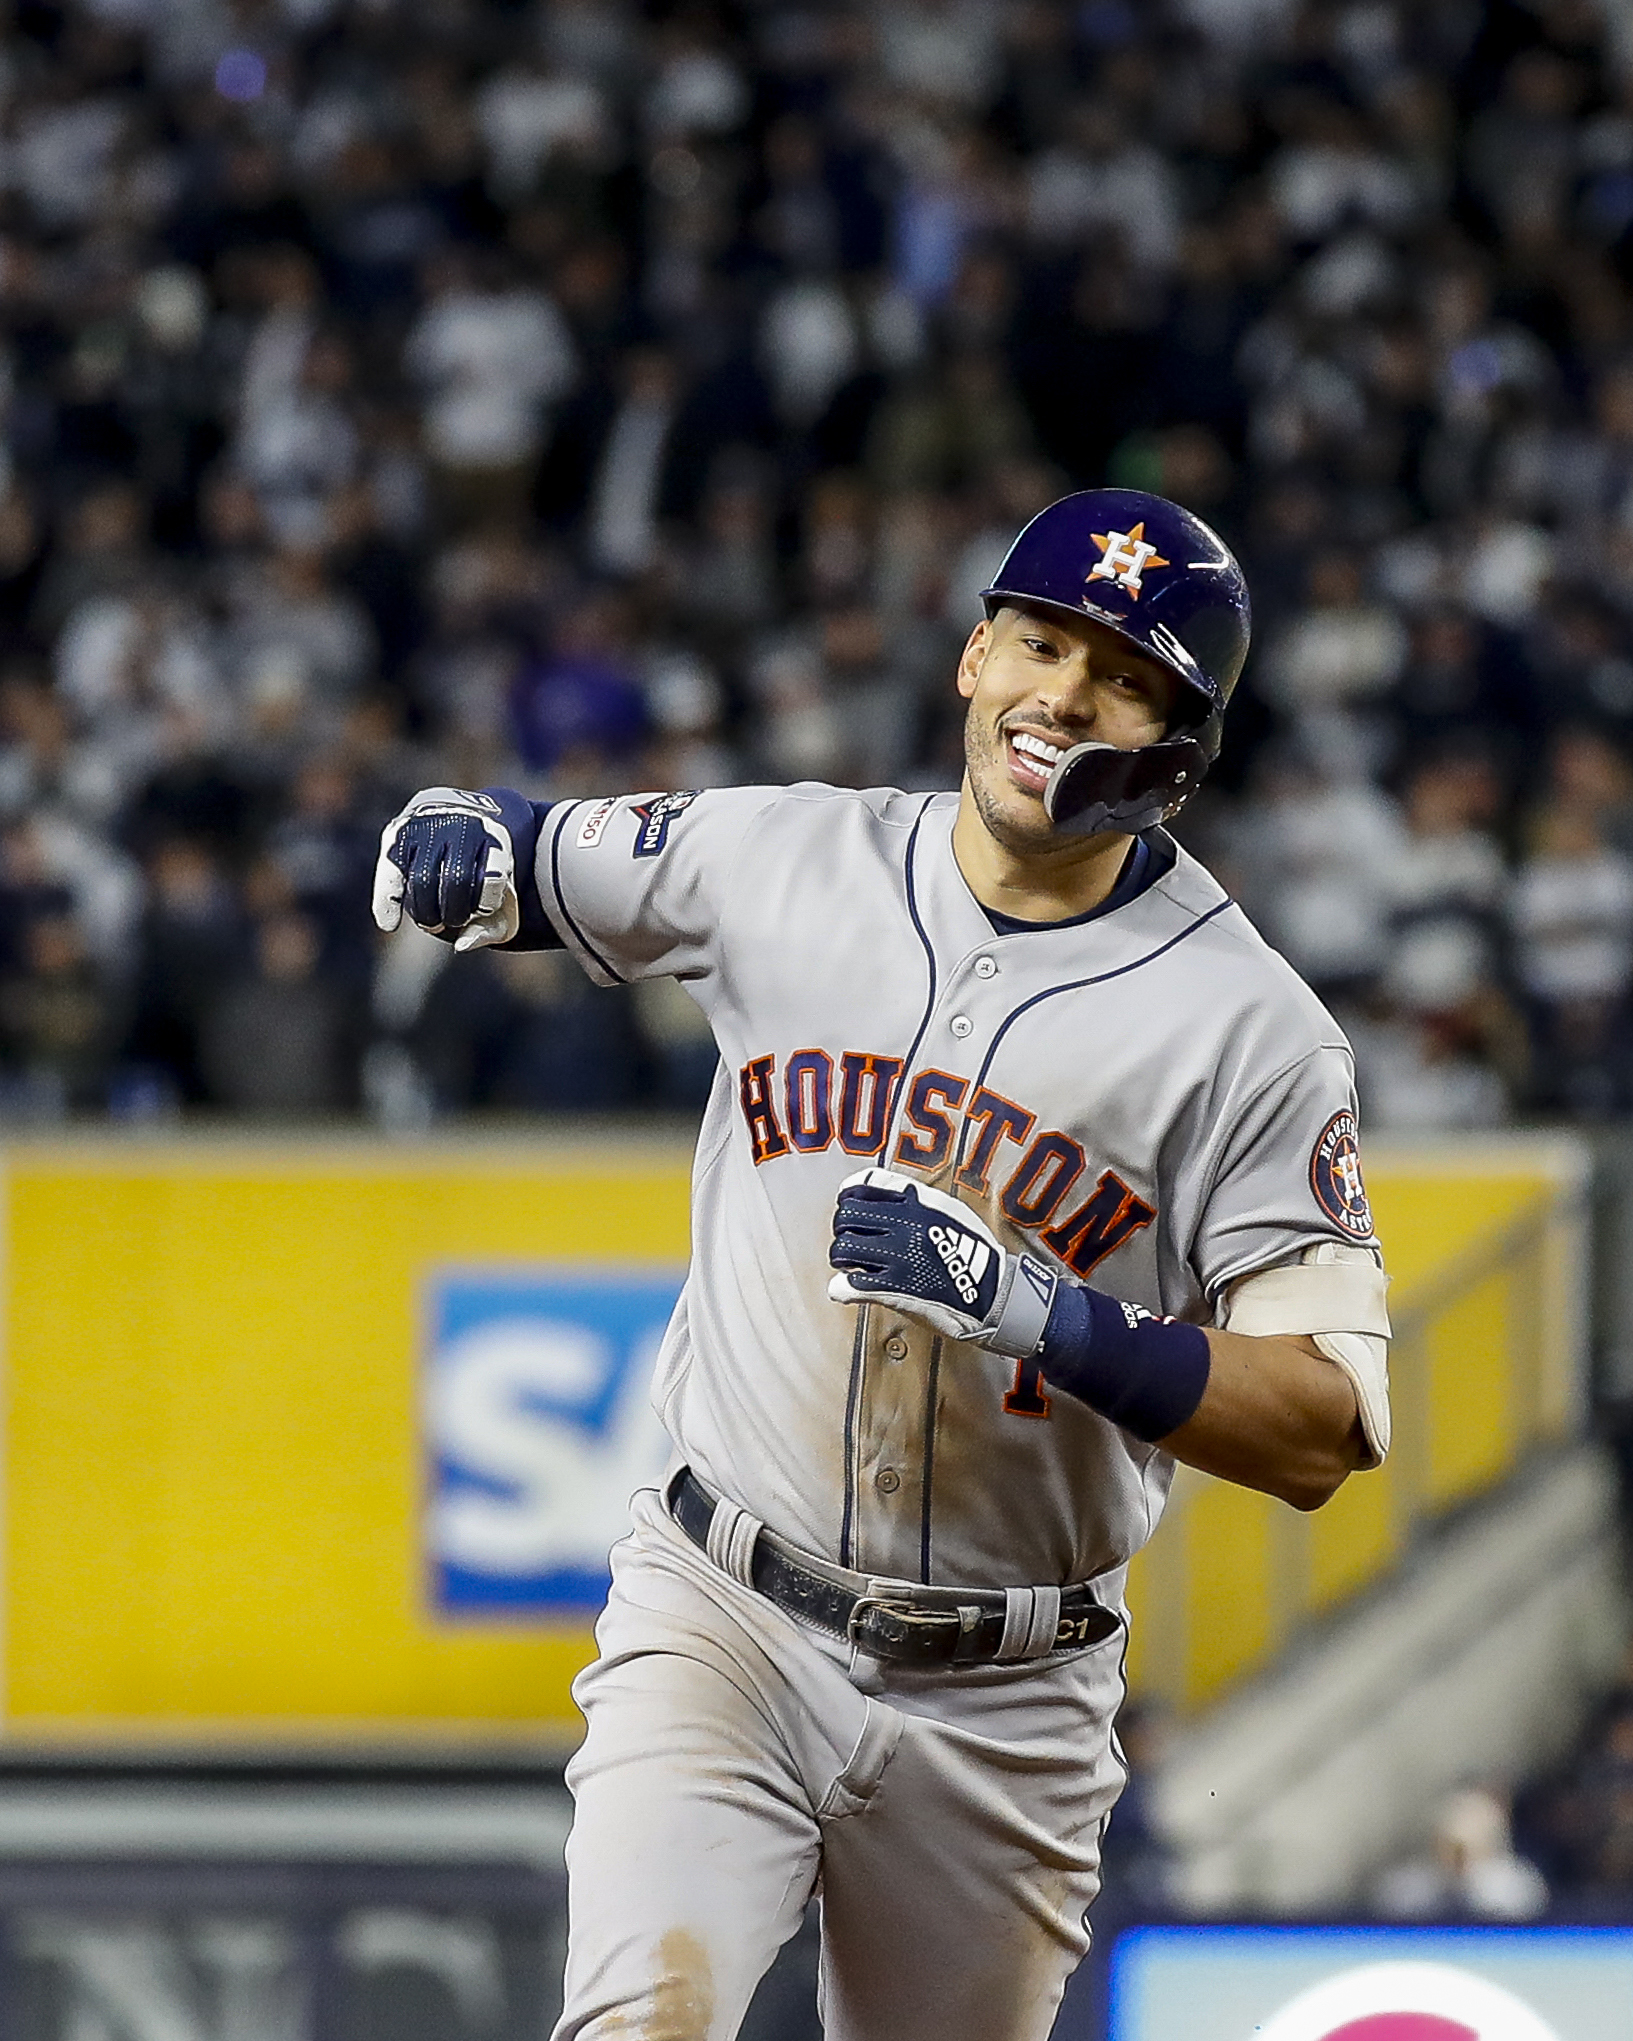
[642,1929,715,2041]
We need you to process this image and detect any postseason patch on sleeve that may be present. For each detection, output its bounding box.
[1310,1110,1375,1239]
[630,789,699,858]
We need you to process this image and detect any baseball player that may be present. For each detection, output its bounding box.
[371,489,1391,2041]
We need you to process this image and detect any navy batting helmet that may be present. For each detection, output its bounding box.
[980,488,1251,839]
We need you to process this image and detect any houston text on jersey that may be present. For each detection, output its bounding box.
[737,1045,1156,1279]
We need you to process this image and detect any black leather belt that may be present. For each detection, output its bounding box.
[668,1468,1120,1666]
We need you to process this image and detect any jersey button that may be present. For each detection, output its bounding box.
[883,1334,908,1360]
[974,956,997,978]
[875,1467,901,1493]
[949,1014,973,1039]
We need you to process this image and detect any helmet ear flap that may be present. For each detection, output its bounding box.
[1043,735,1210,841]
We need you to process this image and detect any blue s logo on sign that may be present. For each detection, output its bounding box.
[425,1269,682,1613]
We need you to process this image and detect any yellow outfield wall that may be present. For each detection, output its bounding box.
[2,1135,690,1743]
[0,1130,1591,1743]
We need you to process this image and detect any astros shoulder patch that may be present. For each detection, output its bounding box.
[1310,1110,1374,1239]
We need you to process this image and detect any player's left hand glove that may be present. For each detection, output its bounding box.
[372,787,520,953]
[827,1168,1058,1358]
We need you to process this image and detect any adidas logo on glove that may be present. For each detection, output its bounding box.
[929,1224,990,1305]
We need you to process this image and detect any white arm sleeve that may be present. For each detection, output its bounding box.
[1221,1242,1392,1465]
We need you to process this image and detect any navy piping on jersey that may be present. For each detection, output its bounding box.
[875,793,942,1162]
[547,803,625,984]
[840,793,940,1568]
[952,895,1237,1176]
[838,1300,868,1569]
[919,1335,942,1583]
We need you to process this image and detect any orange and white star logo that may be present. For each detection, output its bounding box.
[1089,522,1169,598]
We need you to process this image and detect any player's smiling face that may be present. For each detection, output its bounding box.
[955,604,1178,855]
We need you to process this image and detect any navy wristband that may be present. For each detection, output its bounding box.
[1036,1284,1211,1444]
[480,788,560,949]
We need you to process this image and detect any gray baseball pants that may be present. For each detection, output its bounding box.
[550,1487,1128,2041]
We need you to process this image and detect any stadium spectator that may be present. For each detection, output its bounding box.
[1379,754,1509,1012]
[1518,1677,1633,1917]
[1373,1785,1549,1923]
[1512,802,1633,1115]
[1349,750,1521,1129]
[1233,736,1405,1001]
[199,909,357,1117]
[121,837,246,1110]
[0,911,115,1116]
[405,247,577,532]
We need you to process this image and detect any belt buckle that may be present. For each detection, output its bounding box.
[845,1593,909,1653]
[846,1593,982,1664]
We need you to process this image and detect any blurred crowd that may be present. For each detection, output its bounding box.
[1362,1658,1633,1924]
[1100,1714,1628,1929]
[3,0,1633,1119]
[1515,1669,1633,1919]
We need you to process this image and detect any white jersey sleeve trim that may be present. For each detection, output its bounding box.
[534,803,624,986]
[1220,1243,1392,1466]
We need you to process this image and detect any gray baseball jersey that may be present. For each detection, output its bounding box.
[537,780,1375,1596]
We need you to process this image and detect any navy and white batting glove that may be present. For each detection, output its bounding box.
[372,788,520,953]
[827,1167,1058,1358]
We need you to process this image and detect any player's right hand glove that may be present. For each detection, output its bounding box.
[827,1168,1058,1358]
[372,787,520,953]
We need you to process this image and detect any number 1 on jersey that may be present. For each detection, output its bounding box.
[1003,1356,1052,1420]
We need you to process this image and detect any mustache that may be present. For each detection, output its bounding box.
[996,717,1072,745]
